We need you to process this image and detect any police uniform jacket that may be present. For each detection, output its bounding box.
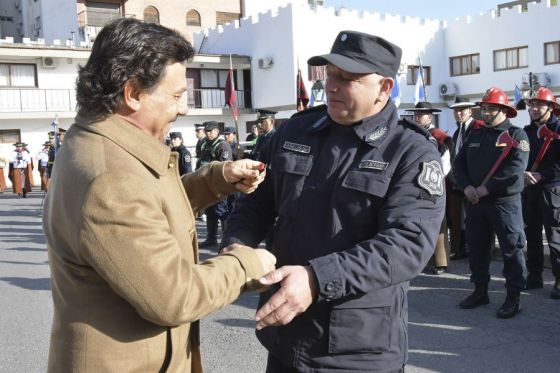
[524,113,560,188]
[250,129,275,161]
[453,120,529,202]
[172,144,193,175]
[43,115,267,373]
[222,103,445,371]
[199,137,232,166]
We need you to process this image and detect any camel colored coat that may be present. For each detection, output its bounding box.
[42,115,266,372]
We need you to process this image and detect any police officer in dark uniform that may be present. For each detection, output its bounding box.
[199,121,233,247]
[250,109,277,161]
[194,123,205,170]
[46,128,66,180]
[168,131,192,175]
[454,87,529,318]
[223,126,238,161]
[221,31,445,372]
[522,87,560,299]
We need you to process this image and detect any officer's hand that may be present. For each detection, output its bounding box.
[464,185,479,204]
[255,265,316,330]
[223,159,266,194]
[524,171,541,186]
[475,185,489,199]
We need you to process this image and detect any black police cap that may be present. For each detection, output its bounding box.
[194,123,205,131]
[405,101,442,113]
[204,121,219,131]
[257,109,277,121]
[223,126,236,134]
[308,31,402,77]
[169,132,183,139]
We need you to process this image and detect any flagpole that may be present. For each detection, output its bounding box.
[229,54,242,160]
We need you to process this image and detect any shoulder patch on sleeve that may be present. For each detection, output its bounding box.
[417,160,444,196]
[519,139,529,152]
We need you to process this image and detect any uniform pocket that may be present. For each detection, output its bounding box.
[272,152,313,176]
[342,170,390,198]
[328,288,393,354]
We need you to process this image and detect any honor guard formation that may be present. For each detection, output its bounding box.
[3,16,560,373]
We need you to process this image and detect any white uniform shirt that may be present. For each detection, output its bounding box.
[10,150,31,169]
[37,150,49,167]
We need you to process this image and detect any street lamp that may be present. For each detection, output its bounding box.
[311,79,325,106]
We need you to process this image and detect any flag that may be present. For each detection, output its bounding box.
[414,65,425,105]
[296,69,309,112]
[390,75,401,108]
[224,69,238,120]
[514,85,522,105]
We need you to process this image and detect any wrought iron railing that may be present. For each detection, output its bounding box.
[186,89,251,109]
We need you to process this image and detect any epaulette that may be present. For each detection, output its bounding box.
[290,104,328,119]
[401,118,439,148]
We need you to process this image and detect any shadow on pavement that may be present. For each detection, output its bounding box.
[215,318,256,329]
[0,276,51,290]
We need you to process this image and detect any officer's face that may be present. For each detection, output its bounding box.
[413,112,432,128]
[195,129,205,139]
[224,133,235,143]
[258,118,274,134]
[205,128,219,140]
[528,100,551,123]
[130,62,188,142]
[325,64,391,125]
[453,107,472,124]
[170,137,182,147]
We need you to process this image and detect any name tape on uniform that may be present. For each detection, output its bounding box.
[359,160,388,171]
[283,141,311,154]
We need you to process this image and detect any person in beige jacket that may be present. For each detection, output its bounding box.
[42,18,275,373]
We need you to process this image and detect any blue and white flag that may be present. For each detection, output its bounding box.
[514,84,522,105]
[391,75,401,108]
[414,65,425,105]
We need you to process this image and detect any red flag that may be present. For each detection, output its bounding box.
[225,69,238,120]
[296,69,309,112]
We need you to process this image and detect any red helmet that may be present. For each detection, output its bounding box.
[527,87,560,113]
[476,87,517,118]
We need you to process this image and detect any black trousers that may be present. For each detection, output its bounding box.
[523,185,560,278]
[466,197,527,292]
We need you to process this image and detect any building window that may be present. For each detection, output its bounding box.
[0,63,37,87]
[143,6,159,24]
[308,65,326,82]
[85,2,121,27]
[0,129,21,144]
[450,53,480,76]
[200,69,231,88]
[216,11,239,26]
[186,10,201,26]
[545,41,560,65]
[406,65,431,85]
[494,46,528,71]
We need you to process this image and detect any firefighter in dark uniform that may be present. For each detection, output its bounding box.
[168,131,192,175]
[522,87,560,299]
[454,87,529,318]
[199,121,233,247]
[406,101,451,275]
[447,97,484,260]
[221,31,445,372]
[250,109,277,161]
[194,123,205,170]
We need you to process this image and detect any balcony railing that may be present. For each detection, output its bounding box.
[77,10,135,28]
[0,89,76,112]
[187,89,251,109]
[0,88,252,113]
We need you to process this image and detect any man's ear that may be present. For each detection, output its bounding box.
[122,80,142,112]
[377,77,394,102]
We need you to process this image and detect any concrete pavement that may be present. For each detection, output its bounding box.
[1,189,559,373]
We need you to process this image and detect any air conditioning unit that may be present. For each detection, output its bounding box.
[397,63,407,75]
[258,57,273,69]
[439,82,457,97]
[41,57,56,68]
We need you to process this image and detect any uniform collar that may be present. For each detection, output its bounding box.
[491,119,512,131]
[74,115,171,176]
[309,101,398,147]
